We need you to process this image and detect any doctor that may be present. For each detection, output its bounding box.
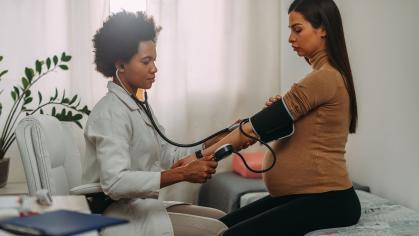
[83,11,227,236]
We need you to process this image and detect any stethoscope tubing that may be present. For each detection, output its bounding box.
[132,92,276,173]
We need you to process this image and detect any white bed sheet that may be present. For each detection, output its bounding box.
[239,190,419,236]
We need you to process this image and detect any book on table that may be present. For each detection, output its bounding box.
[0,209,128,235]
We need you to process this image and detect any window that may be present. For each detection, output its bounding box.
[110,0,147,13]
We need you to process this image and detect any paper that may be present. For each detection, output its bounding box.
[0,197,20,209]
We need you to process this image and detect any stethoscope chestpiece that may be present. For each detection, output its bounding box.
[213,144,234,162]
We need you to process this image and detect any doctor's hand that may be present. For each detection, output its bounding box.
[265,95,282,107]
[178,156,218,183]
[171,154,197,169]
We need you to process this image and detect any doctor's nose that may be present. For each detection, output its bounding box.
[150,62,158,73]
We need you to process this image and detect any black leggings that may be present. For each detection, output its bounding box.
[219,187,361,236]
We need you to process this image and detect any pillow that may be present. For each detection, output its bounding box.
[232,152,265,178]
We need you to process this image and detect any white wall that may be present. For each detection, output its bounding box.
[3,0,419,211]
[280,0,419,210]
[0,0,108,184]
[0,0,71,183]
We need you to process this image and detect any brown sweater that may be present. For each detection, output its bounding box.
[263,50,353,197]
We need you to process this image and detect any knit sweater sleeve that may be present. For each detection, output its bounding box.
[283,70,340,120]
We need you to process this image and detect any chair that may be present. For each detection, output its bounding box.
[16,115,227,235]
[15,114,100,196]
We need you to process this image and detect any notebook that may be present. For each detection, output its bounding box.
[0,209,128,235]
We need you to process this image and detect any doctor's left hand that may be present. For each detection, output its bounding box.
[171,154,198,169]
[180,155,218,183]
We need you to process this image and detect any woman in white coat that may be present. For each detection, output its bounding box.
[83,11,227,236]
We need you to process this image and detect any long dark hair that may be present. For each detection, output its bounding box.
[289,0,357,133]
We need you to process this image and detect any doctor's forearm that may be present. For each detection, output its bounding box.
[160,169,185,188]
[202,122,257,156]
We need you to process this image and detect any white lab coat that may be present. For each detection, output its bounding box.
[83,82,200,236]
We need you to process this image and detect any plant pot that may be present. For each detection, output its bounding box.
[0,157,10,188]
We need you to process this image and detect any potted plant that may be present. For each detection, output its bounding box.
[0,52,90,187]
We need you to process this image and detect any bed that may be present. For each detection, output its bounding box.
[198,171,419,235]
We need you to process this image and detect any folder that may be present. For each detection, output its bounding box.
[0,209,128,235]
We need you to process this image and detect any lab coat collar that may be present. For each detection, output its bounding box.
[107,81,141,111]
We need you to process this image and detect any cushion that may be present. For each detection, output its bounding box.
[232,152,265,178]
[198,172,266,213]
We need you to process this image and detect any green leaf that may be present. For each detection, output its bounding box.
[46,58,51,69]
[22,77,29,89]
[61,52,72,62]
[53,88,58,100]
[0,70,8,78]
[0,102,3,116]
[38,91,42,105]
[60,52,72,62]
[74,120,82,128]
[25,67,34,81]
[24,90,31,97]
[24,97,33,105]
[59,65,68,70]
[35,60,42,74]
[0,56,3,62]
[62,98,69,104]
[69,95,77,105]
[52,107,56,115]
[74,114,83,120]
[53,55,58,65]
[40,109,44,114]
[13,86,20,97]
[61,89,66,101]
[80,105,91,115]
[11,91,16,101]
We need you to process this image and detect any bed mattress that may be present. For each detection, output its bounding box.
[240,190,419,236]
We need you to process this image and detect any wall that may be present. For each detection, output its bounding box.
[0,0,71,183]
[0,0,108,184]
[3,0,419,211]
[280,0,419,210]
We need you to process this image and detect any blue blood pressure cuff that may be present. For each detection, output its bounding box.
[249,99,294,143]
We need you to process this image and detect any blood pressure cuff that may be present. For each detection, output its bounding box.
[249,99,294,143]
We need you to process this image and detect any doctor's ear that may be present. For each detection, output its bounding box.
[115,62,125,72]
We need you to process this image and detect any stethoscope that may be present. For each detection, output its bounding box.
[115,69,276,173]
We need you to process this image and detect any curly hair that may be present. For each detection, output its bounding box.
[93,11,161,77]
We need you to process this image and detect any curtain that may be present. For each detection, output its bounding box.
[145,0,281,203]
[0,0,109,183]
[67,0,110,107]
[1,0,281,202]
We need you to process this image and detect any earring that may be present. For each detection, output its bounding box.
[115,68,122,80]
